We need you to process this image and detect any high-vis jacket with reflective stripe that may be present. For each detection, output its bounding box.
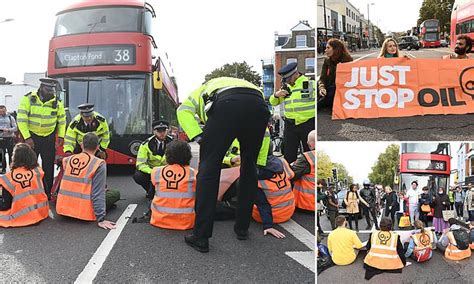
[223,129,271,168]
[63,112,110,153]
[56,152,104,221]
[0,167,49,228]
[293,151,315,211]
[445,231,472,261]
[252,158,295,223]
[269,75,315,125]
[136,136,167,174]
[150,164,196,230]
[364,231,404,270]
[176,77,270,166]
[17,91,66,139]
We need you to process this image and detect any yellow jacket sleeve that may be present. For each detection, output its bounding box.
[17,95,31,140]
[269,94,283,106]
[136,144,152,174]
[223,139,240,167]
[177,85,206,140]
[57,101,66,138]
[99,120,110,150]
[63,121,77,153]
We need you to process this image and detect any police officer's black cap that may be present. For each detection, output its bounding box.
[278,62,298,79]
[152,120,169,130]
[78,103,94,117]
[39,78,59,88]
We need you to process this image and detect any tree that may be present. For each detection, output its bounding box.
[317,150,332,181]
[332,162,354,185]
[374,26,385,46]
[418,0,455,34]
[204,61,261,86]
[368,144,400,188]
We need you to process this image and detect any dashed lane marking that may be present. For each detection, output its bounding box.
[280,219,315,273]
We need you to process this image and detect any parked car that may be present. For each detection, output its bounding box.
[398,36,421,50]
[440,39,449,47]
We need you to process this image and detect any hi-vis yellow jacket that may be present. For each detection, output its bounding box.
[63,112,110,153]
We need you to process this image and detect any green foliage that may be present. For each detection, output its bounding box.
[368,144,400,188]
[317,150,353,184]
[418,0,455,34]
[204,61,262,86]
[332,162,354,185]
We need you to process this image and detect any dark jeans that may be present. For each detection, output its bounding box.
[348,213,359,230]
[317,85,336,110]
[455,202,464,218]
[419,211,429,227]
[385,208,397,227]
[362,205,379,229]
[283,117,314,164]
[317,211,323,233]
[193,90,270,239]
[328,210,338,230]
[0,137,14,170]
[31,132,56,198]
[468,210,474,222]
[132,170,153,198]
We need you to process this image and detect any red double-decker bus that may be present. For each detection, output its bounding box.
[399,143,451,199]
[450,0,474,49]
[419,19,441,48]
[47,0,179,165]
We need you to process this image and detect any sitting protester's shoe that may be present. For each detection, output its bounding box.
[184,234,209,253]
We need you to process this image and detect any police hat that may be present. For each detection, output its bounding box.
[152,120,169,130]
[78,103,94,117]
[39,78,59,88]
[278,62,298,79]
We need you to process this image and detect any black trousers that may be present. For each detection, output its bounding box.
[362,205,379,229]
[455,202,464,218]
[0,137,14,170]
[31,132,56,198]
[348,213,359,230]
[385,208,397,227]
[133,170,153,197]
[317,85,336,110]
[283,117,314,164]
[328,210,338,230]
[193,91,270,239]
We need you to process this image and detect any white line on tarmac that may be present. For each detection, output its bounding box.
[353,52,377,62]
[427,48,452,54]
[285,251,315,273]
[0,233,3,245]
[279,218,315,250]
[74,204,137,284]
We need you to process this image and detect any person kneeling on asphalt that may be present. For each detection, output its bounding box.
[437,218,472,261]
[364,217,408,281]
[0,143,49,227]
[404,220,437,263]
[290,130,315,212]
[56,133,119,230]
[327,215,364,266]
[150,140,196,230]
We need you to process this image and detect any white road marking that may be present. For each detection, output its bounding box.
[426,48,452,54]
[279,219,314,250]
[0,233,3,245]
[74,204,137,284]
[285,251,315,273]
[353,52,377,62]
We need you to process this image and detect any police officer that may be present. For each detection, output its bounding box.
[64,103,110,159]
[177,77,270,253]
[17,78,66,198]
[269,62,315,164]
[133,120,172,198]
[360,180,380,230]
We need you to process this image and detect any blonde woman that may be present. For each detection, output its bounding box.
[378,38,402,58]
[344,184,360,231]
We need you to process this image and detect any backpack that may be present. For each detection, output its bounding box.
[452,229,470,250]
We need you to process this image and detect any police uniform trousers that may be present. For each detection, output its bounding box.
[0,137,14,171]
[132,170,154,198]
[283,117,314,164]
[31,132,56,198]
[193,89,270,239]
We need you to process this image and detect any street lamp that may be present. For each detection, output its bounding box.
[0,18,14,24]
[323,0,328,41]
[367,3,374,49]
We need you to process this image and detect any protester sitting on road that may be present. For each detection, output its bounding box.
[382,186,399,226]
[364,217,408,280]
[149,140,197,230]
[327,215,364,266]
[326,185,339,230]
[56,133,119,230]
[404,220,437,263]
[419,186,432,227]
[437,218,472,261]
[431,187,450,236]
[344,184,360,231]
[0,143,49,227]
[317,38,353,110]
[443,35,472,59]
[291,130,315,211]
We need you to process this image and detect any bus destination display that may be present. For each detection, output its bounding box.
[407,159,446,171]
[55,45,135,68]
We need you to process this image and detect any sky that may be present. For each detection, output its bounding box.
[0,0,315,100]
[347,0,423,34]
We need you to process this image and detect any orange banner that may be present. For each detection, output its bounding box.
[332,58,474,120]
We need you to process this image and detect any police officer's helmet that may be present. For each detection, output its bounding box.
[363,179,371,187]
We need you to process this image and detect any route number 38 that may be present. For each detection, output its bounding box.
[114,49,130,62]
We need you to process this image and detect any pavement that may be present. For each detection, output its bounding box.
[316,48,474,141]
[0,143,315,282]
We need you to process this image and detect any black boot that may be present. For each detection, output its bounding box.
[184,234,209,253]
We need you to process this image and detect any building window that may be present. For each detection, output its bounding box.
[286,58,297,64]
[305,58,315,72]
[296,35,307,47]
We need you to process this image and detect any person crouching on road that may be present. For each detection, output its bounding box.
[56,133,119,230]
[327,216,364,266]
[437,218,472,261]
[404,220,437,263]
[150,140,196,230]
[0,143,49,227]
[364,217,407,280]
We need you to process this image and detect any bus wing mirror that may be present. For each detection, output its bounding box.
[153,71,163,90]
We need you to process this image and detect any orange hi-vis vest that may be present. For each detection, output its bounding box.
[150,164,196,230]
[252,158,295,223]
[0,167,48,227]
[412,230,434,251]
[445,231,472,261]
[293,151,315,211]
[56,152,104,221]
[364,231,404,270]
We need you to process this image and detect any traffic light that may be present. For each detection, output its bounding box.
[332,168,338,181]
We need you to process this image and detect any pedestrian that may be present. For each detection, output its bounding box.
[63,103,109,159]
[0,143,49,227]
[359,180,379,230]
[327,216,364,266]
[437,218,472,261]
[404,220,437,263]
[269,62,315,164]
[419,186,432,227]
[177,77,270,253]
[0,105,17,172]
[326,185,339,230]
[383,186,399,226]
[443,35,472,59]
[406,181,422,226]
[363,217,407,280]
[133,120,172,199]
[149,140,196,230]
[344,184,360,231]
[466,184,474,221]
[454,186,466,220]
[448,186,455,210]
[290,130,316,211]
[56,133,119,230]
[17,78,66,199]
[317,38,353,110]
[431,187,451,236]
[316,179,327,235]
